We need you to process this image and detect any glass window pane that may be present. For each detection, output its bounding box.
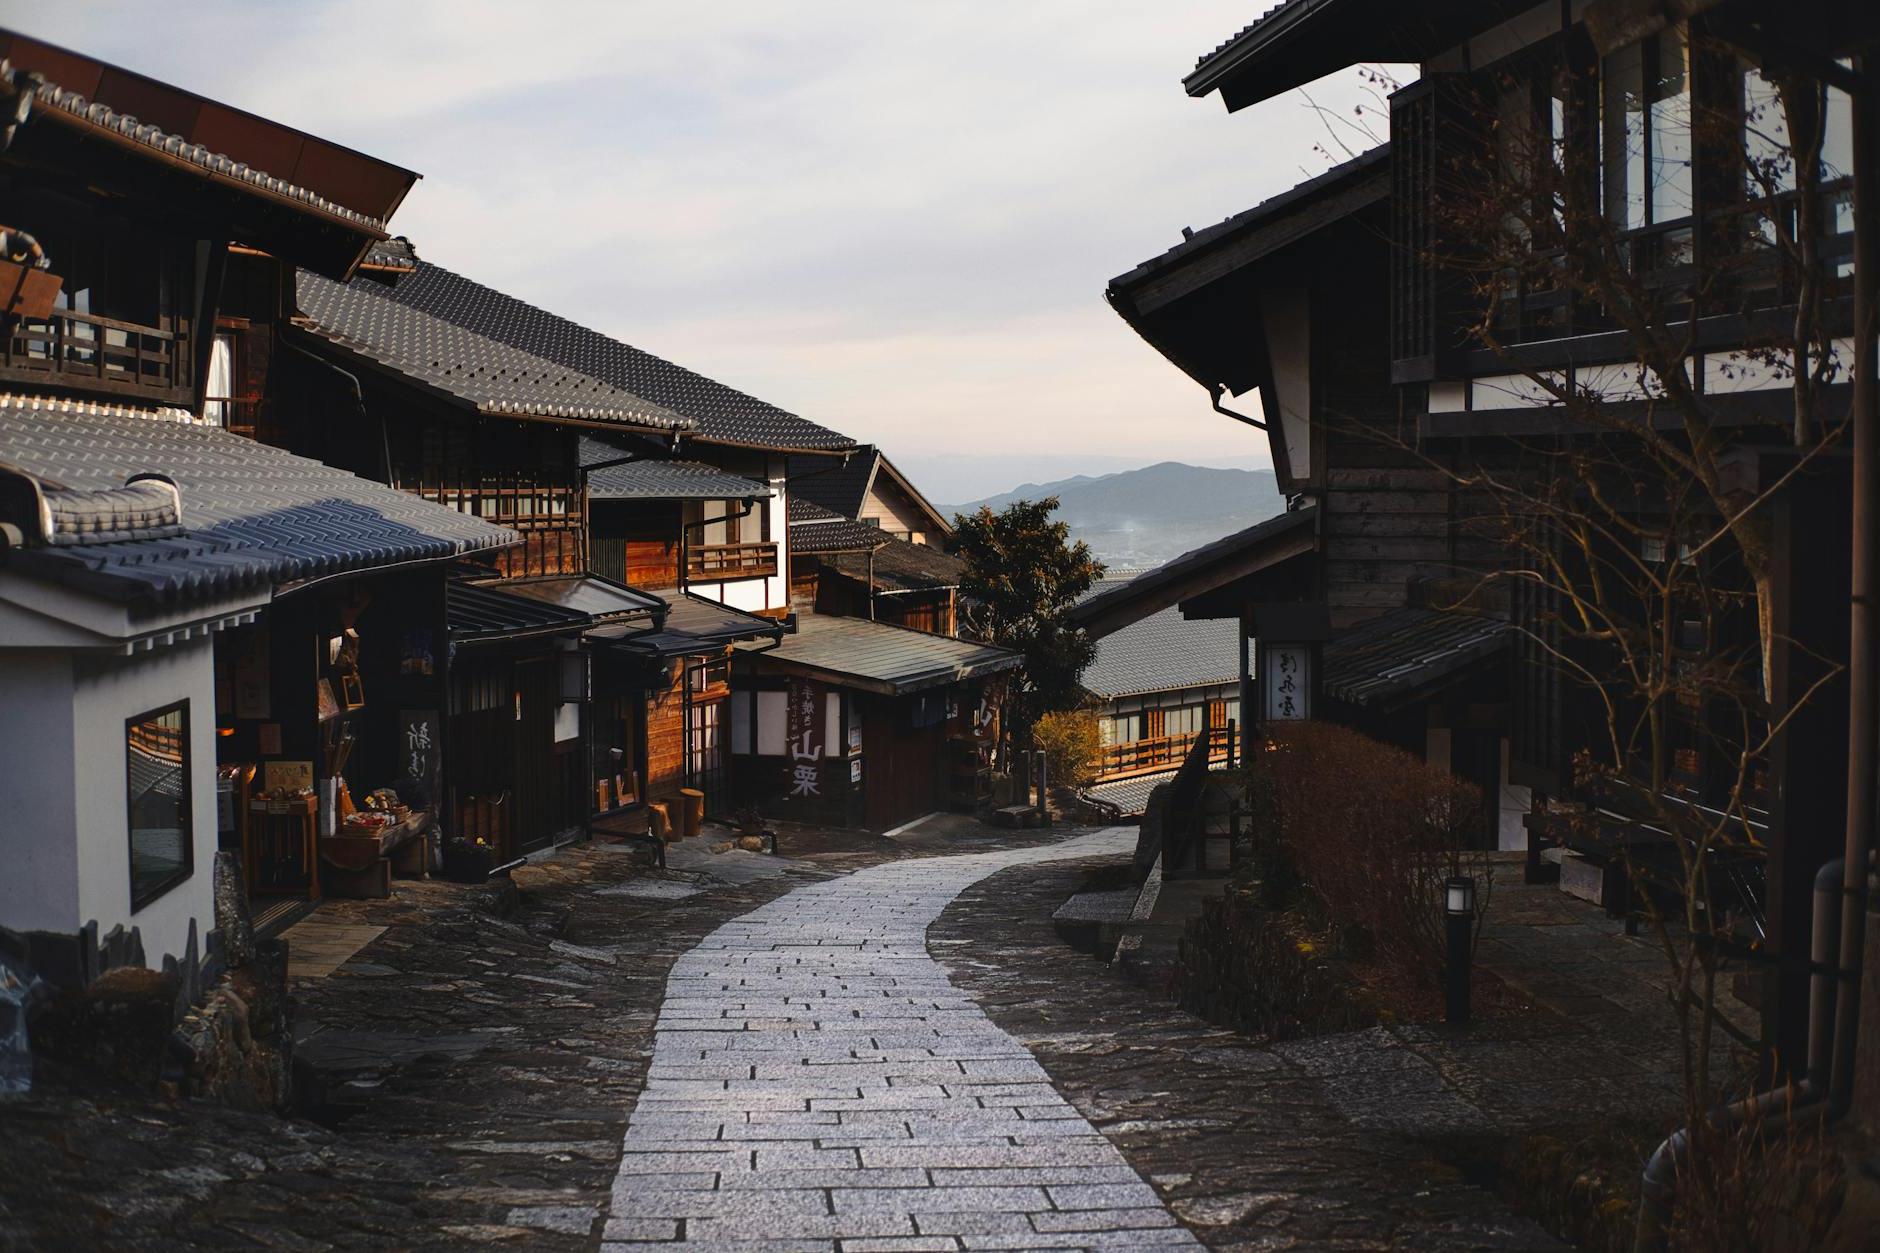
[127,703,191,908]
[1743,64,1794,196]
[1649,29,1693,223]
[1603,42,1647,229]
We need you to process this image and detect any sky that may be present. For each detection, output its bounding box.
[5,3,1395,502]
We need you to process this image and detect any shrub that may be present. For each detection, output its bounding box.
[1033,710,1102,788]
[1256,720,1492,987]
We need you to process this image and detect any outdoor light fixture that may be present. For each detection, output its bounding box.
[1445,874,1476,1024]
[1445,875,1475,917]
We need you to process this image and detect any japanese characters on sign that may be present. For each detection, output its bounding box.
[1261,645,1310,721]
[787,677,824,797]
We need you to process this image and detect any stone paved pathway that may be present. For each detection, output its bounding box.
[603,828,1202,1251]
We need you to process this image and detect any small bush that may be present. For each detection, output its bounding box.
[1258,721,1492,987]
[1033,710,1102,788]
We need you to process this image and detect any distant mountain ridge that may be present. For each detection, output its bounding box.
[942,461,1285,568]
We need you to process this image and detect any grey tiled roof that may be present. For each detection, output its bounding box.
[1083,764,1231,819]
[297,270,693,431]
[8,62,385,232]
[1109,146,1387,296]
[813,541,965,594]
[1079,587,1241,699]
[1192,2,1302,73]
[1069,506,1316,635]
[788,449,877,518]
[0,394,515,605]
[364,260,855,452]
[1322,607,1511,708]
[739,612,1020,696]
[788,497,891,554]
[580,436,769,501]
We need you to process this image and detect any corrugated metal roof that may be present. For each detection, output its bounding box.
[1079,587,1241,699]
[0,395,516,605]
[738,612,1020,696]
[295,270,693,432]
[580,436,769,501]
[1069,506,1316,637]
[1321,606,1512,708]
[361,260,856,453]
[1083,763,1232,819]
[493,574,663,623]
[607,592,781,658]
[447,580,591,645]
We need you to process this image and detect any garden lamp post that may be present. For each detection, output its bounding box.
[1445,874,1475,1025]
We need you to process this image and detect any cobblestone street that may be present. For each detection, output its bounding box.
[0,824,1592,1252]
[605,828,1198,1250]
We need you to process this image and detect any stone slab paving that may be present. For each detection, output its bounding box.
[932,853,1567,1251]
[603,828,1203,1252]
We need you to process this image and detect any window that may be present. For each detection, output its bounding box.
[126,702,192,910]
[204,332,237,429]
[756,690,787,756]
[1164,705,1203,738]
[860,516,882,529]
[1602,28,1692,249]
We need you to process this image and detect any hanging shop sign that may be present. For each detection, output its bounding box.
[787,677,824,797]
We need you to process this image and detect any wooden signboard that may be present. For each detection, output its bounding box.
[787,677,824,798]
[399,709,441,808]
[0,259,61,320]
[263,760,314,792]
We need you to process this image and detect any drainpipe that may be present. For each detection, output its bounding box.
[1633,860,1842,1249]
[1831,50,1880,1120]
[1634,51,1880,1251]
[279,330,389,481]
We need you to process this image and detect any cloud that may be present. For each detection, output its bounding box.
[7,1,1396,474]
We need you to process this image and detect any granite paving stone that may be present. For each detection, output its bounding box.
[603,829,1206,1249]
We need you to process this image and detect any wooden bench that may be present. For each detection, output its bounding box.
[319,810,433,898]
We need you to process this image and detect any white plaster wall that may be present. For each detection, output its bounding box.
[69,638,219,968]
[762,455,788,611]
[0,652,81,935]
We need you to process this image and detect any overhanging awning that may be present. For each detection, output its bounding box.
[495,574,664,628]
[447,580,592,646]
[737,613,1020,697]
[1321,607,1512,709]
[606,592,781,658]
[1069,507,1318,639]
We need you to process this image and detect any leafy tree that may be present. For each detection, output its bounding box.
[952,497,1104,750]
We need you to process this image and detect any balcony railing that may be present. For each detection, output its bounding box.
[2,307,191,401]
[687,541,777,582]
[1096,726,1234,781]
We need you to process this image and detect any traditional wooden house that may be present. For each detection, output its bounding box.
[729,613,1020,830]
[1076,134,1568,855]
[1076,574,1242,816]
[787,497,965,636]
[787,444,952,546]
[292,252,864,824]
[1097,0,1880,1076]
[0,35,512,979]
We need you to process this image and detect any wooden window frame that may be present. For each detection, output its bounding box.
[126,700,193,912]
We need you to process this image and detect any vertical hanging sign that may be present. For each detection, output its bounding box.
[787,678,824,797]
[1261,645,1311,721]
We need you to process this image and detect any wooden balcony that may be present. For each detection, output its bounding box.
[2,307,191,402]
[401,469,588,578]
[1095,726,1234,781]
[688,540,777,583]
